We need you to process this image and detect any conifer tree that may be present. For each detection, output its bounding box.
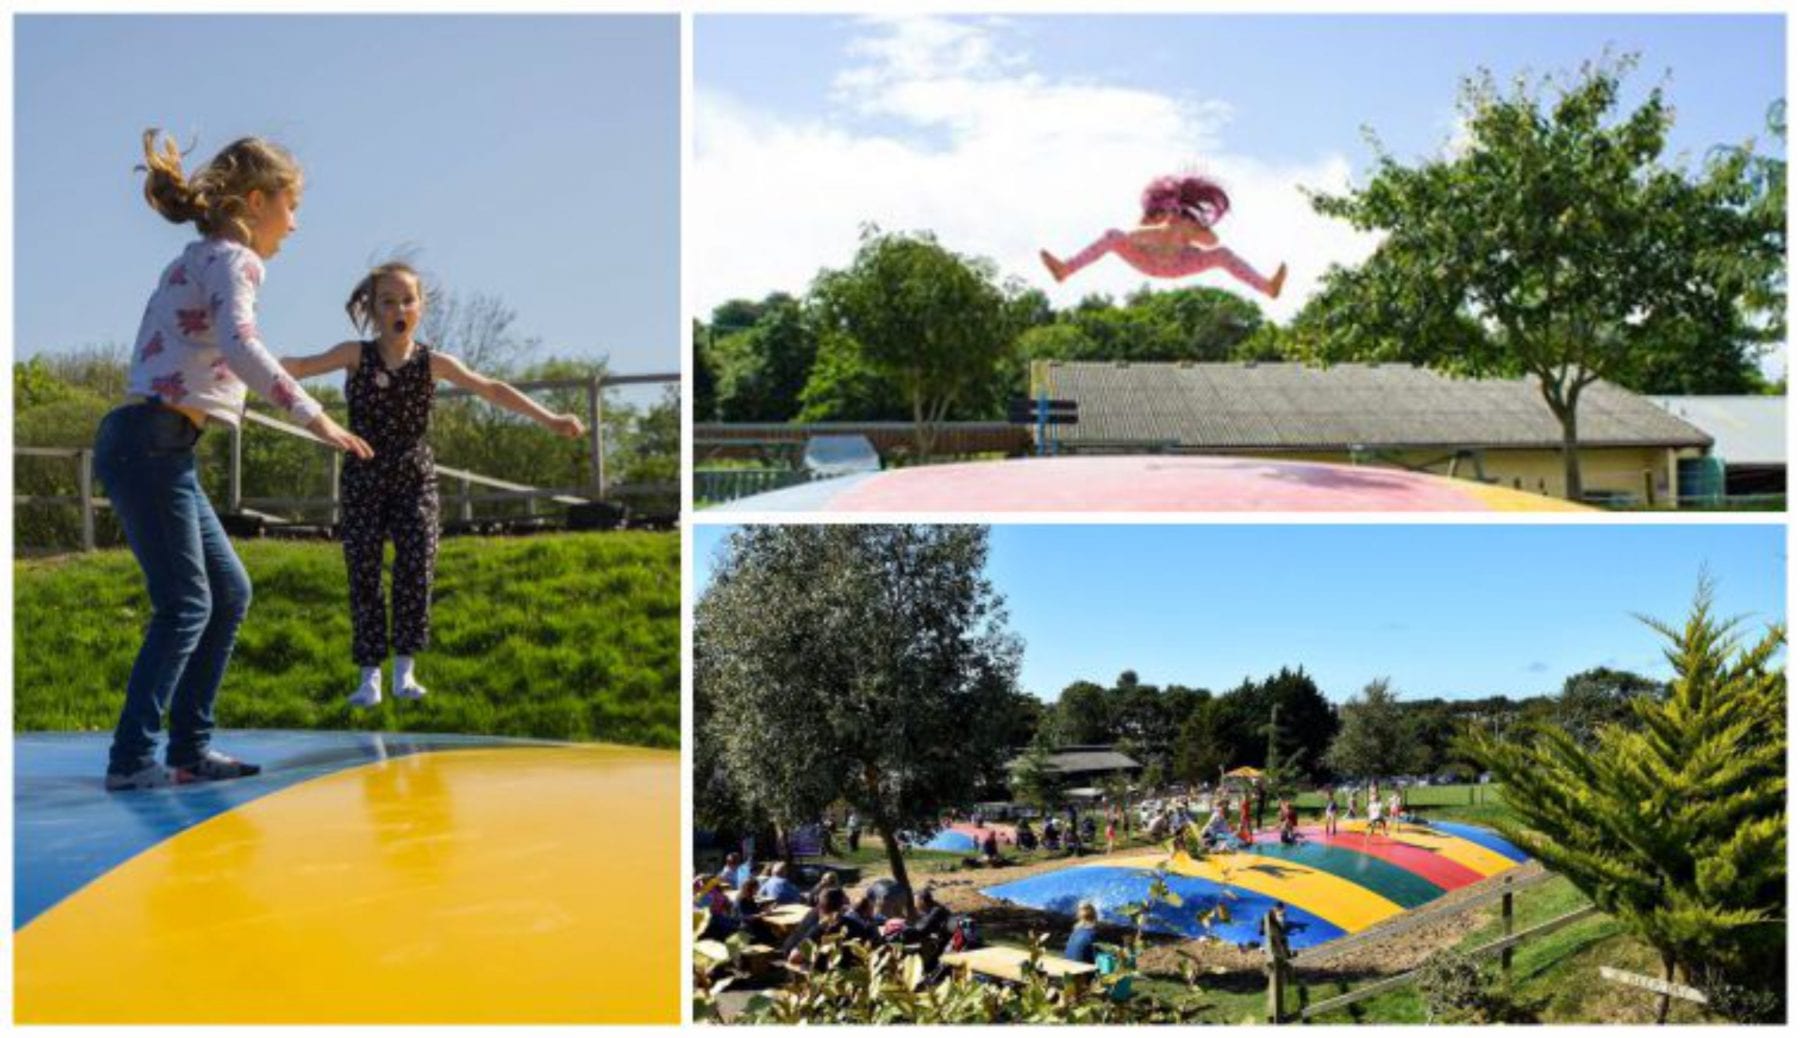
[1467,582,1785,1021]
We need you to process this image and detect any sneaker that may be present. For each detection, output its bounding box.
[170,749,261,784]
[349,681,383,709]
[105,762,176,792]
[394,680,428,702]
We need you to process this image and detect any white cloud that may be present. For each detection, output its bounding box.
[695,16,1381,322]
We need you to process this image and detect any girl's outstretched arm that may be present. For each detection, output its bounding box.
[430,353,587,438]
[282,340,361,380]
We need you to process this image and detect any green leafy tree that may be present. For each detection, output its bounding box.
[1214,666,1338,778]
[1174,696,1230,787]
[1324,677,1429,780]
[1304,56,1777,499]
[811,228,1022,459]
[1466,582,1785,1021]
[692,318,717,422]
[795,328,907,423]
[1010,740,1064,814]
[694,525,1023,906]
[1554,665,1666,746]
[705,294,819,422]
[1049,680,1112,745]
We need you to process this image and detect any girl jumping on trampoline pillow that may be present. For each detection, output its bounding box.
[98,131,374,792]
[1040,173,1288,298]
[281,263,585,709]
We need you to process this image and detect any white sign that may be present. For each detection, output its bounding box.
[1598,967,1708,1005]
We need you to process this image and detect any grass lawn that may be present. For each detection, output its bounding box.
[15,532,678,747]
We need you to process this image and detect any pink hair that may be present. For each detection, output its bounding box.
[1140,174,1231,226]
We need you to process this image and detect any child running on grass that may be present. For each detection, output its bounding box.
[281,262,585,708]
[99,131,373,791]
[1040,173,1288,298]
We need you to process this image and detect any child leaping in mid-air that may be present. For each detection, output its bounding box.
[281,263,585,709]
[1041,173,1288,298]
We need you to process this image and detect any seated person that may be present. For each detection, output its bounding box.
[807,871,841,906]
[1017,820,1038,852]
[1064,902,1102,964]
[783,888,878,971]
[731,878,778,944]
[900,888,955,967]
[761,862,805,905]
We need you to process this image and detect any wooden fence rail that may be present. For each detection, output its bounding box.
[1284,874,1602,1023]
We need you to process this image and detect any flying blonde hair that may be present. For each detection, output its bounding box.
[138,130,302,246]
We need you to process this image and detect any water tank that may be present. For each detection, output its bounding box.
[1676,455,1726,506]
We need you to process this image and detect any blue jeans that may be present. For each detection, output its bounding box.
[93,405,252,774]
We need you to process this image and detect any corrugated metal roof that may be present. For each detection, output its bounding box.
[1043,363,1712,451]
[1009,748,1143,775]
[1646,396,1786,465]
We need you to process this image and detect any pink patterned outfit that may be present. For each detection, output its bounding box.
[1057,228,1279,295]
[125,238,322,427]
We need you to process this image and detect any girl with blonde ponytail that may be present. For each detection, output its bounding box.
[95,130,373,791]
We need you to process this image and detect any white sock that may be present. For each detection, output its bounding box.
[349,666,382,708]
[395,655,427,699]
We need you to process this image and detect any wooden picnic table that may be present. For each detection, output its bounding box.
[759,904,813,939]
[940,946,1098,986]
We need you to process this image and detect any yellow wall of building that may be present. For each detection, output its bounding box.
[1215,446,1699,506]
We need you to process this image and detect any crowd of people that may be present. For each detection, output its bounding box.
[695,856,973,975]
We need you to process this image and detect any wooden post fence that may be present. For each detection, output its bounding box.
[1296,903,1601,1022]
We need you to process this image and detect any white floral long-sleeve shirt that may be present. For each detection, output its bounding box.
[125,237,322,428]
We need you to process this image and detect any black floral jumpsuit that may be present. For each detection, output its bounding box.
[341,341,440,667]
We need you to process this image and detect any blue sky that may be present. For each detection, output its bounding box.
[694,523,1787,705]
[16,15,678,377]
[694,13,1785,377]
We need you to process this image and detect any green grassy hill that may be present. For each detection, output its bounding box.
[15,532,678,748]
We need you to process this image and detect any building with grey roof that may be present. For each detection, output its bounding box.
[1647,395,1786,498]
[1034,361,1714,505]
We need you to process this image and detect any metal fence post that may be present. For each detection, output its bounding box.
[229,421,244,513]
[460,475,474,522]
[587,377,606,501]
[77,449,95,552]
[328,450,342,527]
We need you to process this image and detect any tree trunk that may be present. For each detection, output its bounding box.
[877,820,914,916]
[865,767,915,917]
[910,389,935,463]
[1558,406,1584,502]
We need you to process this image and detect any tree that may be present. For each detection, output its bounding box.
[1173,696,1230,788]
[1214,666,1338,777]
[1010,741,1064,815]
[811,228,1022,460]
[422,290,540,374]
[694,525,1023,907]
[1554,666,1666,746]
[705,294,819,422]
[692,318,717,421]
[1304,56,1777,499]
[795,328,907,423]
[1049,681,1112,745]
[1466,582,1785,1020]
[1325,678,1428,781]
